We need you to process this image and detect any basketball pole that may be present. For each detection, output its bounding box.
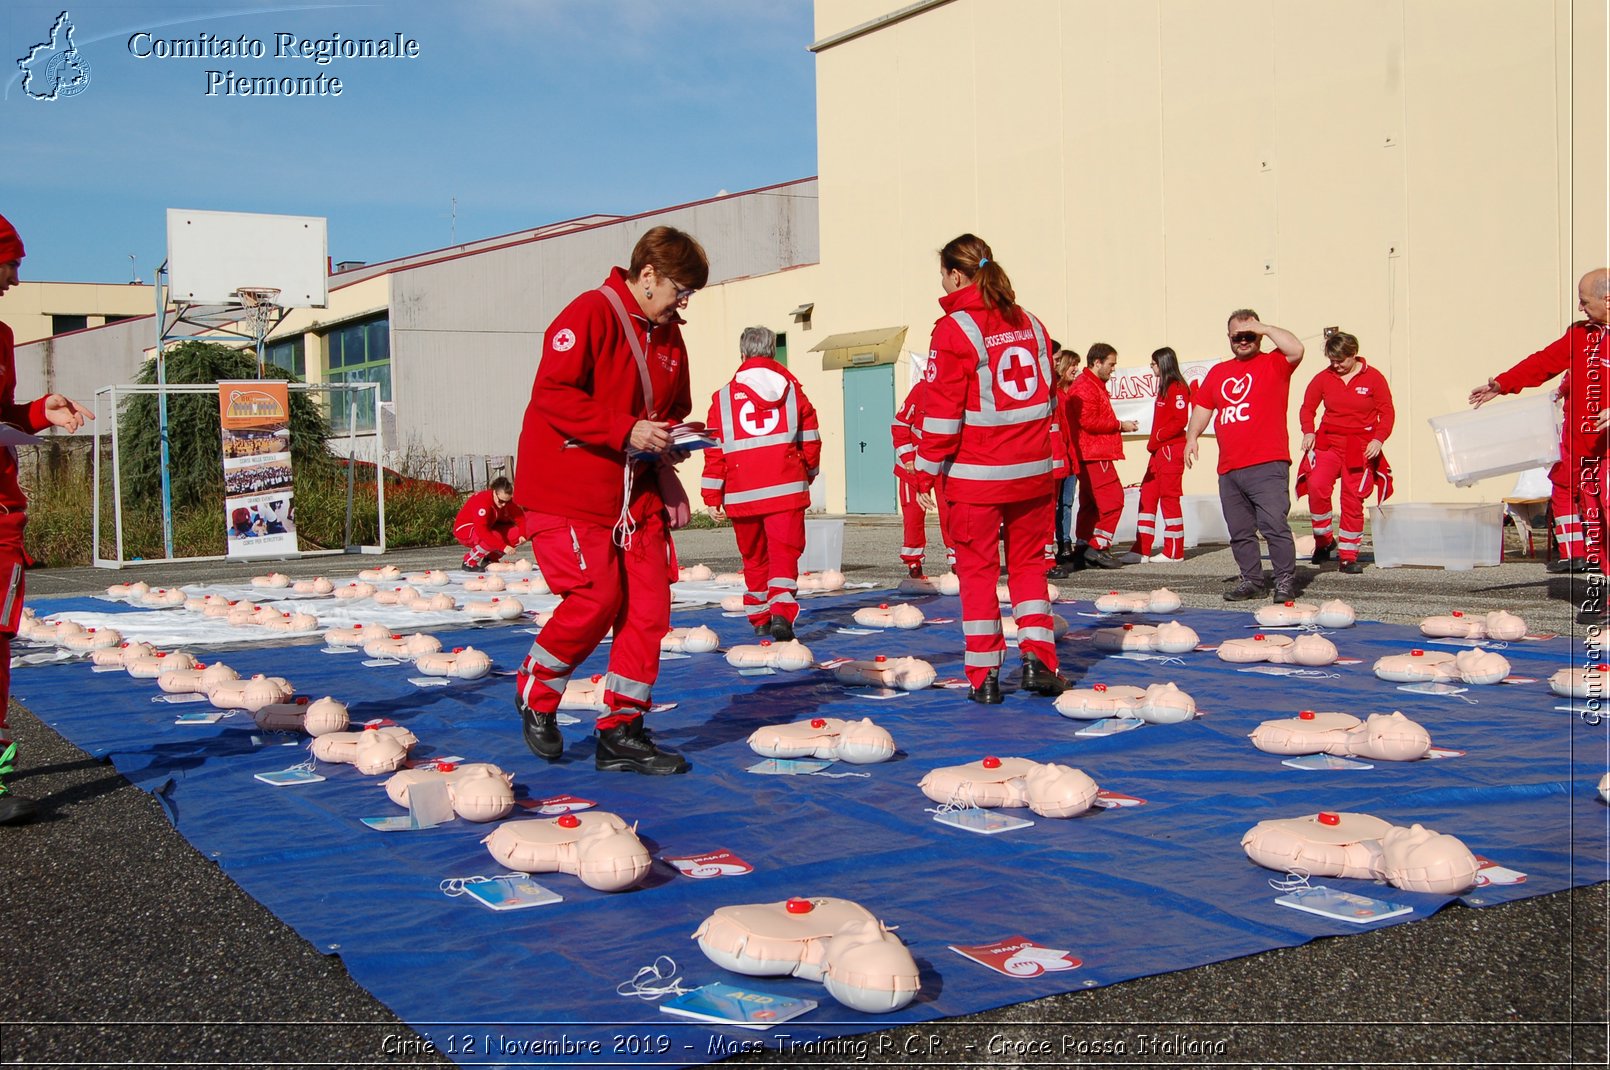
[153,261,175,560]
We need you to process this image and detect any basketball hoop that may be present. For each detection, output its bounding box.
[234,286,283,351]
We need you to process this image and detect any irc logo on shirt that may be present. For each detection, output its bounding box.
[1218,374,1254,426]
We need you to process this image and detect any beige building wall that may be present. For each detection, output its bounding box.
[0,282,155,346]
[811,0,1608,508]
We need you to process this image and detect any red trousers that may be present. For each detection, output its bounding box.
[1076,460,1124,550]
[949,495,1059,687]
[0,515,27,736]
[898,477,953,567]
[515,510,670,730]
[1134,449,1184,559]
[1551,453,1609,568]
[1305,448,1369,563]
[457,522,520,567]
[732,508,805,626]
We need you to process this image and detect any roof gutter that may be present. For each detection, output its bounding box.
[807,0,959,54]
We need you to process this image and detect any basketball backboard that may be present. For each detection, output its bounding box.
[166,208,328,308]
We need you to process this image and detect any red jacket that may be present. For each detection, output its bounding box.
[1066,369,1125,462]
[1147,379,1192,454]
[515,268,692,527]
[454,489,524,540]
[701,358,821,517]
[1300,359,1395,466]
[892,382,924,482]
[0,322,49,516]
[912,284,1057,504]
[1493,321,1608,459]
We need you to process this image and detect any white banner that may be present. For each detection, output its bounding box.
[1107,359,1219,436]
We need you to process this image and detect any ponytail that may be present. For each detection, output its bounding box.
[939,233,1023,325]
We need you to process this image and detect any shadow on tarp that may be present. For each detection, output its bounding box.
[15,589,1606,1067]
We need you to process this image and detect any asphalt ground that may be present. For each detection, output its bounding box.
[1,516,1605,1069]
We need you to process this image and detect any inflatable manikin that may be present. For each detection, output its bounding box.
[1093,588,1183,614]
[324,623,391,647]
[261,610,320,633]
[362,633,443,660]
[485,557,532,574]
[334,582,377,601]
[140,587,187,608]
[225,603,267,627]
[126,650,199,678]
[1001,614,1071,641]
[414,646,493,680]
[749,716,897,764]
[61,626,122,652]
[997,581,1061,603]
[1241,810,1480,894]
[832,655,937,692]
[482,812,652,892]
[502,575,548,595]
[310,725,418,774]
[896,575,939,595]
[157,662,239,695]
[386,761,514,823]
[661,626,720,654]
[91,641,159,668]
[679,564,714,583]
[251,572,291,589]
[919,757,1100,818]
[712,572,746,586]
[1600,773,1610,803]
[252,695,350,736]
[408,570,450,587]
[1255,599,1358,629]
[105,580,151,600]
[1419,610,1529,642]
[463,574,506,593]
[47,620,85,646]
[357,565,403,583]
[1249,710,1432,762]
[530,609,557,628]
[206,674,294,712]
[934,573,961,596]
[201,600,241,619]
[1092,621,1200,654]
[17,610,55,643]
[1550,664,1607,699]
[559,674,610,713]
[409,592,458,613]
[693,896,921,1014]
[724,639,817,672]
[372,586,420,606]
[798,570,846,593]
[1217,633,1340,666]
[1054,681,1198,724]
[292,577,335,595]
[852,603,926,630]
[719,595,747,613]
[1372,648,1511,686]
[461,596,521,620]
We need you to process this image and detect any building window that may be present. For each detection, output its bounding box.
[51,314,88,335]
[323,314,391,433]
[266,336,306,379]
[103,314,134,326]
[775,331,788,367]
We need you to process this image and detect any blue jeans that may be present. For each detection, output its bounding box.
[1054,475,1078,550]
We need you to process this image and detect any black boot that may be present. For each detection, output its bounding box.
[969,669,1003,705]
[1310,539,1335,565]
[518,701,564,762]
[1056,541,1076,565]
[1082,546,1123,570]
[596,718,689,775]
[1020,652,1070,696]
[768,616,796,642]
[0,741,38,826]
[754,620,772,637]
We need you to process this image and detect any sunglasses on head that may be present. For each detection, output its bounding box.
[1230,332,1258,346]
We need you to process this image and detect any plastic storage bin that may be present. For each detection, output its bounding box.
[801,518,845,573]
[1429,393,1561,487]
[1370,503,1503,570]
[1109,490,1229,549]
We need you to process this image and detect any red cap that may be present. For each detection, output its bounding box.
[1317,812,1340,826]
[1452,610,1464,617]
[1411,649,1424,656]
[1254,634,1265,641]
[453,647,464,653]
[759,639,772,647]
[1299,710,1315,720]
[874,655,886,663]
[0,214,25,264]
[1108,590,1118,595]
[785,897,812,914]
[981,756,1001,769]
[878,603,888,609]
[590,673,602,682]
[1284,601,1295,607]
[296,696,309,705]
[1123,623,1134,631]
[557,814,580,829]
[810,718,826,729]
[1093,683,1107,692]
[1599,664,1609,672]
[436,761,456,773]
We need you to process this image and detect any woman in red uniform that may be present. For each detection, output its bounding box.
[911,234,1067,704]
[512,226,707,775]
[1129,347,1192,562]
[1298,330,1394,574]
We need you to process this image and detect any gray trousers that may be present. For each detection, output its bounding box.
[1219,460,1296,587]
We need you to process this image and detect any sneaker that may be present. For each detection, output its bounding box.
[1310,540,1335,565]
[969,669,1003,705]
[518,701,564,762]
[1082,547,1123,570]
[1046,564,1073,579]
[1118,551,1145,565]
[462,560,487,574]
[1223,580,1266,602]
[767,616,796,642]
[1340,560,1364,575]
[595,718,689,775]
[1019,652,1070,696]
[1148,553,1182,563]
[1272,583,1297,602]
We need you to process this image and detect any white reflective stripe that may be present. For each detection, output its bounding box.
[529,644,569,673]
[965,649,1005,667]
[915,456,945,475]
[724,481,810,505]
[1559,532,1586,544]
[947,458,1053,481]
[924,417,963,434]
[1017,627,1055,645]
[1309,512,1333,522]
[1136,517,1156,532]
[604,673,652,701]
[535,672,571,695]
[1094,527,1115,541]
[746,589,767,599]
[1557,514,1583,525]
[726,431,802,451]
[768,577,798,591]
[766,591,797,606]
[949,310,1054,427]
[967,401,1053,427]
[1014,599,1052,617]
[1162,521,1185,532]
[1337,529,1364,539]
[701,477,724,490]
[899,546,924,556]
[800,429,820,442]
[895,444,916,458]
[963,619,1004,636]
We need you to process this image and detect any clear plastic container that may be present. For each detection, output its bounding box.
[1370,503,1503,570]
[801,518,844,573]
[1429,392,1562,487]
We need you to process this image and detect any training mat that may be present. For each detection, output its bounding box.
[15,588,1606,1066]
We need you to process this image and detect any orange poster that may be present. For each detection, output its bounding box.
[219,380,298,558]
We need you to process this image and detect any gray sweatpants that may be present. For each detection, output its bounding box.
[1219,460,1296,587]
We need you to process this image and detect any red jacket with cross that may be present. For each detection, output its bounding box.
[454,489,524,544]
[700,358,821,518]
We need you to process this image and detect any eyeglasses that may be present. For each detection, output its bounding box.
[666,277,695,304]
[1229,332,1258,346]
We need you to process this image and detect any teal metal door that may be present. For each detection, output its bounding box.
[843,364,898,513]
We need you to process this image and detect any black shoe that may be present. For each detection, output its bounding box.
[1272,583,1296,602]
[0,793,37,825]
[519,701,564,762]
[1310,540,1335,565]
[1083,547,1123,570]
[1549,557,1587,574]
[596,718,689,775]
[754,620,772,637]
[1046,564,1073,579]
[1224,580,1266,602]
[1340,560,1364,575]
[767,616,796,642]
[969,669,1003,705]
[1056,544,1076,565]
[462,560,487,574]
[906,562,926,579]
[1067,552,1088,572]
[1019,652,1070,696]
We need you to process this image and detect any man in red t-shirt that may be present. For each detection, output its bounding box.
[1185,310,1305,602]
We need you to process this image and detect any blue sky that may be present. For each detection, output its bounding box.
[1,1,818,282]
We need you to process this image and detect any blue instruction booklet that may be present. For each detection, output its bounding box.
[660,982,816,1029]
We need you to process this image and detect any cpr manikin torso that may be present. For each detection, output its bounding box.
[693,896,921,1013]
[325,622,390,647]
[1093,588,1182,614]
[309,725,418,774]
[919,756,1099,818]
[1255,599,1357,628]
[1248,710,1431,761]
[852,603,926,629]
[749,717,897,764]
[206,674,294,711]
[797,570,845,592]
[1092,621,1200,654]
[462,596,522,620]
[252,695,350,736]
[1373,647,1511,685]
[724,639,816,672]
[1054,681,1197,724]
[385,761,513,822]
[362,633,443,660]
[661,626,719,653]
[832,656,936,691]
[414,646,493,679]
[482,811,651,892]
[1217,633,1339,666]
[1241,810,1480,894]
[1550,664,1607,699]
[1419,610,1528,641]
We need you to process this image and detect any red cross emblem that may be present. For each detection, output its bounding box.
[737,400,781,437]
[995,346,1039,401]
